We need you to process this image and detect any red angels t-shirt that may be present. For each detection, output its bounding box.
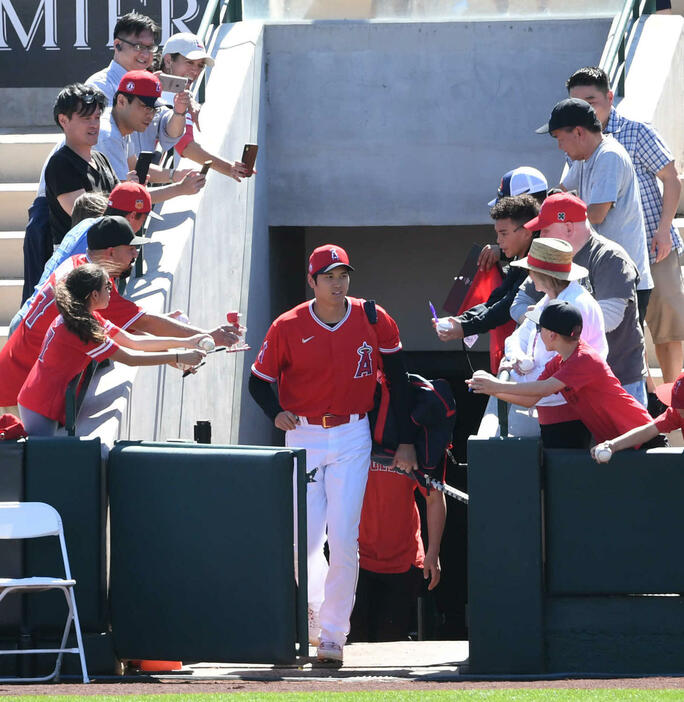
[538,339,652,443]
[0,254,143,406]
[359,459,445,574]
[654,407,684,438]
[18,312,119,424]
[251,297,401,416]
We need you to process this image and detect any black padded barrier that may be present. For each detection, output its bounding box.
[108,442,305,664]
[0,441,25,634]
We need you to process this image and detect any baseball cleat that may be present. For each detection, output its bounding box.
[308,607,321,647]
[317,641,343,663]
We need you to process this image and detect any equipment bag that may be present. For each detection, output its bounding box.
[363,300,457,470]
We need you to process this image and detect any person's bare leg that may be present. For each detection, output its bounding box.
[655,341,684,384]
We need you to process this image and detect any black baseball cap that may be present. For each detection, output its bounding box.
[87,216,147,250]
[536,98,602,134]
[526,299,583,339]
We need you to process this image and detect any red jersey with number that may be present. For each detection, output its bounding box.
[251,297,401,416]
[359,459,446,573]
[538,339,652,443]
[0,254,143,406]
[18,312,119,425]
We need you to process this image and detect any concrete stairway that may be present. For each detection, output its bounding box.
[0,128,61,350]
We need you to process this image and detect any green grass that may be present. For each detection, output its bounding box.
[3,691,684,701]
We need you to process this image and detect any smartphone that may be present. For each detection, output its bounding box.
[135,151,154,185]
[158,73,188,93]
[200,160,212,176]
[241,144,258,175]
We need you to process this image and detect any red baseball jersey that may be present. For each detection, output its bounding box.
[251,297,401,416]
[0,254,143,406]
[538,339,653,443]
[359,460,427,573]
[18,312,120,425]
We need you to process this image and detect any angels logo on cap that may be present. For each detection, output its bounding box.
[330,248,339,261]
[558,212,566,221]
[126,81,135,91]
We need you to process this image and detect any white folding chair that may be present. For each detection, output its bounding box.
[0,502,89,683]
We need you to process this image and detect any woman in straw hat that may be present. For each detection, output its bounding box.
[489,237,608,447]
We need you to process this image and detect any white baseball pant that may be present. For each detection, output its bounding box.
[288,415,371,647]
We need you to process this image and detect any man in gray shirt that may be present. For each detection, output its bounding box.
[511,193,647,406]
[536,98,652,322]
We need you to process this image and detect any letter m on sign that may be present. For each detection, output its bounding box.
[0,0,57,50]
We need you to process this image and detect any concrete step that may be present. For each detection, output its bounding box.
[0,183,36,231]
[0,279,21,327]
[675,216,684,240]
[0,231,24,278]
[0,129,61,183]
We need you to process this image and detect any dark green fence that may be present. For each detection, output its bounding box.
[468,436,684,674]
[0,439,307,676]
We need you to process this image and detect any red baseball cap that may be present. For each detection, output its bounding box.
[108,182,151,213]
[655,371,684,410]
[524,192,587,231]
[117,70,163,108]
[308,244,354,276]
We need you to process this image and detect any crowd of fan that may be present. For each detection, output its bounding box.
[0,7,683,655]
[0,12,250,435]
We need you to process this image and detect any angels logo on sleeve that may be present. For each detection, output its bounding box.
[354,341,373,378]
[256,340,268,365]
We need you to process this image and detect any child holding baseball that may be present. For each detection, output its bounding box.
[466,300,655,448]
[18,263,210,436]
[591,372,684,463]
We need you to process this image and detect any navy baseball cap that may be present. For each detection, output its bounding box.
[526,299,583,339]
[536,98,602,134]
[87,216,148,249]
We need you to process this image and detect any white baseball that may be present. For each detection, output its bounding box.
[437,319,453,332]
[199,337,215,352]
[595,446,612,463]
[518,357,535,372]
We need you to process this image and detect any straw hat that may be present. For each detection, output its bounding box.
[510,238,588,281]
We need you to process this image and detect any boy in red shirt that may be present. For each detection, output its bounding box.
[467,300,654,445]
[591,372,684,462]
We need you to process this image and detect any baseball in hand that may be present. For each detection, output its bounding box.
[199,336,215,352]
[518,357,535,372]
[595,446,612,463]
[437,318,453,332]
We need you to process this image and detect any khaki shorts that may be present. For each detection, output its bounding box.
[645,249,684,344]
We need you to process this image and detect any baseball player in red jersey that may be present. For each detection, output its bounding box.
[0,216,239,410]
[249,244,417,663]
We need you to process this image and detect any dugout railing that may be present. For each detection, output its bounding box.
[467,436,684,675]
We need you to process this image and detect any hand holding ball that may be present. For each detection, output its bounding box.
[595,445,612,463]
[199,336,215,352]
[437,319,453,332]
[518,357,535,373]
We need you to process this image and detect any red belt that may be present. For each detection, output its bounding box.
[304,413,365,429]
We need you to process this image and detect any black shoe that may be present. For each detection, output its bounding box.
[647,391,668,419]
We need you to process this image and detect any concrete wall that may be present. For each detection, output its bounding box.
[119,22,274,446]
[619,15,684,174]
[264,18,611,227]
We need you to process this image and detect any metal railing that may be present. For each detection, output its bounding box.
[599,0,656,97]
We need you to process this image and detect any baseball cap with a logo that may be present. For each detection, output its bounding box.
[655,371,684,410]
[163,32,215,66]
[536,98,602,134]
[87,216,148,250]
[117,70,163,108]
[107,182,151,214]
[526,299,583,339]
[488,166,548,207]
[523,192,587,231]
[308,244,355,276]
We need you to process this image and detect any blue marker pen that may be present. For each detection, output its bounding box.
[428,301,439,323]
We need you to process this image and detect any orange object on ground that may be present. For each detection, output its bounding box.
[138,660,183,671]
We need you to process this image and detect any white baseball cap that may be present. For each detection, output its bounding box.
[488,166,548,207]
[163,32,215,67]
